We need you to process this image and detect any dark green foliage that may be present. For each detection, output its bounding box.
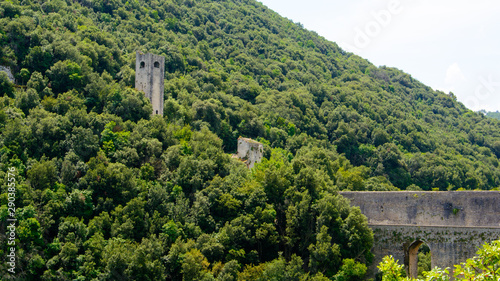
[417,244,432,279]
[15,88,40,114]
[106,87,152,122]
[0,71,14,97]
[1,0,500,280]
[47,60,86,94]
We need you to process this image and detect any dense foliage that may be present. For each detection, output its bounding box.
[377,239,500,281]
[0,0,499,279]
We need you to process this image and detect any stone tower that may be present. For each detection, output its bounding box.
[135,51,165,116]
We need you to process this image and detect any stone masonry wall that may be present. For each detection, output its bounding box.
[237,137,263,168]
[339,191,500,279]
[135,51,165,116]
[340,191,500,227]
[368,225,500,278]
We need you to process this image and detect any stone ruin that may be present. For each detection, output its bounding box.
[0,66,15,83]
[236,137,263,168]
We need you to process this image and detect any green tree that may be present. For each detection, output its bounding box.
[66,126,100,161]
[377,255,407,281]
[101,237,136,280]
[334,258,368,281]
[27,71,48,94]
[454,239,500,280]
[27,157,57,190]
[0,71,14,97]
[106,87,152,122]
[47,60,85,94]
[308,225,342,276]
[16,88,40,114]
[182,248,212,281]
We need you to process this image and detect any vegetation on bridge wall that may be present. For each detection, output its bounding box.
[378,239,500,280]
[369,225,500,280]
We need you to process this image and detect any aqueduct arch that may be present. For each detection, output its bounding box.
[340,191,500,279]
[404,239,429,279]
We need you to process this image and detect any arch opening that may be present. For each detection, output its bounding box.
[154,61,160,68]
[405,240,431,279]
[140,61,145,68]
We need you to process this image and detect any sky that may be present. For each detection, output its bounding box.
[258,0,500,112]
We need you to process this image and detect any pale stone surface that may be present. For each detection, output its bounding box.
[135,51,165,116]
[0,66,15,83]
[340,191,500,279]
[340,191,500,227]
[237,137,263,168]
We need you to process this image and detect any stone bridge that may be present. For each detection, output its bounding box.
[340,191,500,279]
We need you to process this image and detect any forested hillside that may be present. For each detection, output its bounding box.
[0,0,499,280]
[486,111,500,120]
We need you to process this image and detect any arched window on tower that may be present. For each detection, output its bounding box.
[140,61,145,68]
[154,61,160,68]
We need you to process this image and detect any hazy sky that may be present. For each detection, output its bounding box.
[258,0,500,112]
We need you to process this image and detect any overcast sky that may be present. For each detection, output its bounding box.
[258,0,500,112]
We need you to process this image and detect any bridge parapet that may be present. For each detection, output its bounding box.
[340,191,500,227]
